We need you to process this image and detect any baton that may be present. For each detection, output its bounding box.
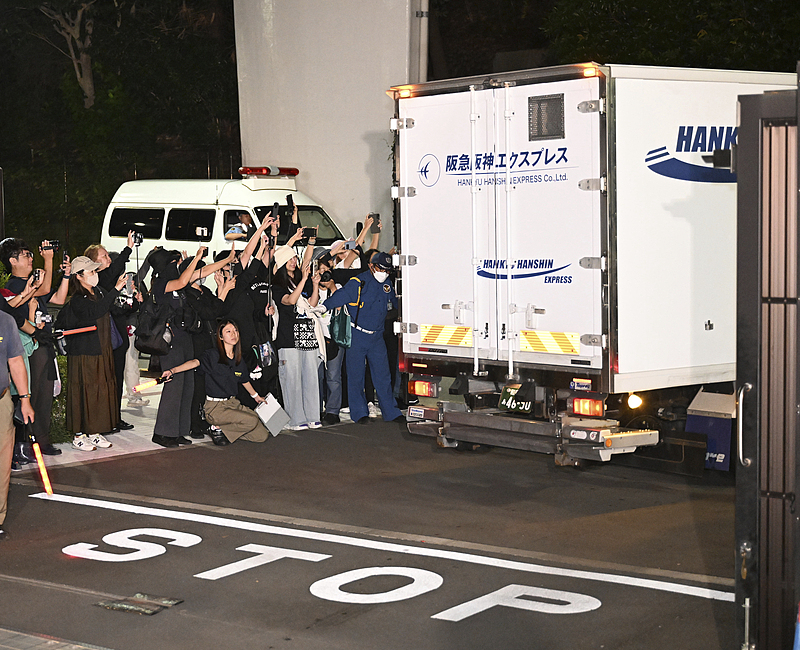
[133,376,167,393]
[27,432,53,496]
[55,326,97,337]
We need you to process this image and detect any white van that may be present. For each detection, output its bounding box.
[100,167,345,261]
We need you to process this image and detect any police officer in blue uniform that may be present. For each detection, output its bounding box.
[319,252,404,425]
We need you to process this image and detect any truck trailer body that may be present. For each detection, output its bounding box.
[388,63,795,465]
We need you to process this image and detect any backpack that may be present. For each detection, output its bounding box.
[134,291,174,356]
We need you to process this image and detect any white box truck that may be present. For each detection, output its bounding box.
[388,63,794,467]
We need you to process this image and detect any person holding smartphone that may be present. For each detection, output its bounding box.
[0,238,71,458]
[148,245,235,447]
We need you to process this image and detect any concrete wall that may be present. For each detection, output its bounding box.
[234,0,420,246]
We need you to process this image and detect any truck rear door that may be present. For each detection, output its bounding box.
[397,75,604,373]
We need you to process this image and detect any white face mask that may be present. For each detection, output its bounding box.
[373,270,388,283]
[86,273,99,287]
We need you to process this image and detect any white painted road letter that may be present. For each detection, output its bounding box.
[432,584,602,621]
[194,543,330,580]
[62,528,202,562]
[310,567,443,604]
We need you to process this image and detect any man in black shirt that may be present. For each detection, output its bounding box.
[0,238,70,456]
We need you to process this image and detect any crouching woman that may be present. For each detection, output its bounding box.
[162,320,269,446]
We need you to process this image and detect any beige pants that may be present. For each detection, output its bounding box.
[0,391,15,526]
[204,397,269,443]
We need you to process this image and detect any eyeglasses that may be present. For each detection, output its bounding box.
[18,251,33,259]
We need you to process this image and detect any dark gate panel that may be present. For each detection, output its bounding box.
[736,87,799,649]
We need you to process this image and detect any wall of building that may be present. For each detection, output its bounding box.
[234,0,422,245]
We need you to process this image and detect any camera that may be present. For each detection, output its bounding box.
[132,232,144,246]
[35,312,53,326]
[302,227,317,239]
[320,270,333,283]
[41,240,60,251]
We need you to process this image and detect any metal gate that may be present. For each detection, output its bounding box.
[736,78,799,649]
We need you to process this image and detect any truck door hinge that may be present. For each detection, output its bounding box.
[578,176,606,193]
[579,256,606,271]
[577,99,605,114]
[391,186,417,199]
[390,118,415,130]
[392,254,417,267]
[580,334,606,348]
[394,322,419,334]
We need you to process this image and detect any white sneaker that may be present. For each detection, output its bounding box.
[341,407,350,414]
[285,423,309,431]
[368,402,381,418]
[72,434,96,452]
[127,396,150,407]
[89,433,112,449]
[308,421,322,429]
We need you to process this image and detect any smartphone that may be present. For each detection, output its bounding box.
[312,259,319,274]
[343,240,358,250]
[302,227,317,238]
[369,213,381,233]
[33,269,42,282]
[272,201,280,220]
[286,194,294,212]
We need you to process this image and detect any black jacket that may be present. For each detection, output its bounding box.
[67,287,120,356]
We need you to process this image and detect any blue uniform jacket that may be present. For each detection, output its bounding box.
[323,270,396,334]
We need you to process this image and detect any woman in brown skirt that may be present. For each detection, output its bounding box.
[65,256,127,451]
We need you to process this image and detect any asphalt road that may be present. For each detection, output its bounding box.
[0,419,736,649]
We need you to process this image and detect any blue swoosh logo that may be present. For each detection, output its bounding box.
[646,147,735,183]
[477,263,571,280]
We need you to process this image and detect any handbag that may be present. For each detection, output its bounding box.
[134,291,174,356]
[330,307,352,348]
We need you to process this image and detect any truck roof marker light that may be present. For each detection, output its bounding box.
[398,89,412,98]
[627,393,643,409]
[583,66,598,78]
[239,166,299,178]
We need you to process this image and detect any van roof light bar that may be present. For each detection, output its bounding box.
[239,166,299,178]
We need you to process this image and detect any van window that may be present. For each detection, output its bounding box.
[166,208,215,242]
[254,205,343,245]
[109,208,164,239]
[223,209,253,233]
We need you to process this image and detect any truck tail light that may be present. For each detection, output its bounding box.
[409,380,439,398]
[239,166,299,177]
[569,397,605,417]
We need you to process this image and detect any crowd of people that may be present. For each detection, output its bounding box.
[0,210,407,510]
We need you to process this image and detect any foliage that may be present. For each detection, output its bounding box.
[431,0,558,77]
[0,0,240,258]
[50,353,70,443]
[544,0,800,71]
